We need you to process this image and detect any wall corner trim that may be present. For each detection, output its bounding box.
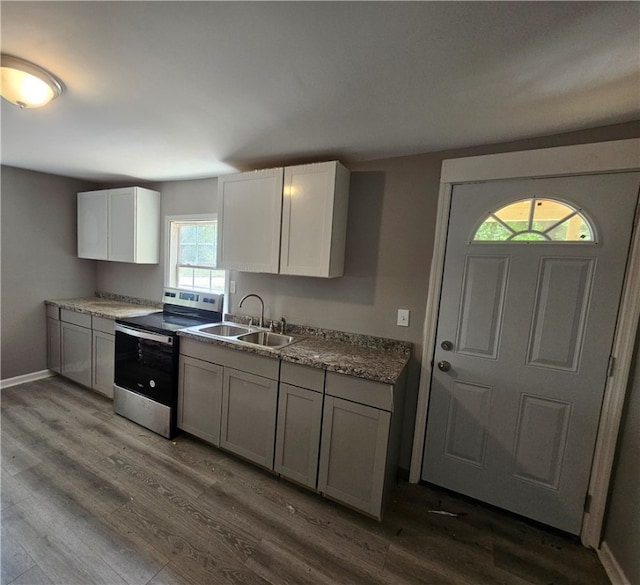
[598,541,632,585]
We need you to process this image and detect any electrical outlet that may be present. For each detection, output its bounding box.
[397,308,410,327]
[230,280,236,294]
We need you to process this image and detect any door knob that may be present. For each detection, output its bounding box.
[437,360,451,372]
[440,340,453,351]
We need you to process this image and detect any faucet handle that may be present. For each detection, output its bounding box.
[248,317,254,328]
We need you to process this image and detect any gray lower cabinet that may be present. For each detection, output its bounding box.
[178,355,223,446]
[274,361,325,489]
[92,316,115,398]
[317,370,405,520]
[177,337,406,520]
[178,338,280,470]
[49,307,116,396]
[61,319,92,387]
[221,367,278,469]
[274,383,323,489]
[318,396,391,518]
[46,306,61,373]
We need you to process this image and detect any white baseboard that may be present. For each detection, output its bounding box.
[599,541,632,585]
[0,369,57,390]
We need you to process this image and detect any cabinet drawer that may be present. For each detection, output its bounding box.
[60,309,91,328]
[325,371,394,412]
[92,316,114,334]
[280,361,324,392]
[46,305,60,320]
[180,338,280,380]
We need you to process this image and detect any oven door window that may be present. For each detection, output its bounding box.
[114,330,177,406]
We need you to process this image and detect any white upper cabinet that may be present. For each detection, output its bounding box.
[217,161,350,278]
[217,168,284,273]
[281,161,350,278]
[78,187,160,264]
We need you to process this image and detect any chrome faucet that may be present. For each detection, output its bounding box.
[238,293,265,328]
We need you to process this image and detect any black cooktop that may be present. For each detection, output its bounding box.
[117,307,223,335]
[116,288,224,335]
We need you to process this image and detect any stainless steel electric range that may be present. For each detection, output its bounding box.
[113,287,223,438]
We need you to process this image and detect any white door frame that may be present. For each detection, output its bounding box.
[409,138,640,549]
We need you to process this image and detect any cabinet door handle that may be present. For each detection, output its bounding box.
[115,324,173,345]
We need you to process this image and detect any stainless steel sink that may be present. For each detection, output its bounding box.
[197,323,251,337]
[236,331,296,348]
[184,321,299,350]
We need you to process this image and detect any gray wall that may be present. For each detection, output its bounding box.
[0,166,98,379]
[603,325,640,584]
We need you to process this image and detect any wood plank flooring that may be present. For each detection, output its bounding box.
[1,377,609,585]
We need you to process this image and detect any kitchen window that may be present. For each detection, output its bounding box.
[166,215,225,294]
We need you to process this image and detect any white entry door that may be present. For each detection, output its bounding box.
[422,172,639,534]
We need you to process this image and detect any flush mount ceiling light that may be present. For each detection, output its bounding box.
[1,54,63,108]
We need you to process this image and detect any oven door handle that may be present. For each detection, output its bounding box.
[115,324,173,345]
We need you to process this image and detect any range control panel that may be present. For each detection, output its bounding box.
[163,287,223,312]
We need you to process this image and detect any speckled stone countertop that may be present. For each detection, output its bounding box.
[45,293,160,320]
[45,295,411,384]
[179,318,411,385]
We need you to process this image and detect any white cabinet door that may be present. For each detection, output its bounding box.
[317,396,391,519]
[178,355,224,446]
[280,161,350,277]
[92,330,114,398]
[108,187,136,262]
[77,190,108,260]
[217,168,283,273]
[274,383,323,489]
[220,367,278,469]
[61,322,92,387]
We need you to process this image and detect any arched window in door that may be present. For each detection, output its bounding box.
[472,197,596,242]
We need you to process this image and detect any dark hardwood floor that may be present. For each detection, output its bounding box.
[1,377,609,585]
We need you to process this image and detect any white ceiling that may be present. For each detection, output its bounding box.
[1,1,638,183]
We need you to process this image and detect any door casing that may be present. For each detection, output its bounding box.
[409,138,640,548]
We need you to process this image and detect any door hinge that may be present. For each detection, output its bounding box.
[584,493,592,513]
[607,355,616,377]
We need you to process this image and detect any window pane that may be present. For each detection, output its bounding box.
[198,223,216,242]
[193,268,211,291]
[474,220,513,241]
[494,200,532,227]
[179,225,197,244]
[197,244,216,266]
[179,244,197,264]
[546,215,593,241]
[177,266,194,288]
[532,199,574,223]
[210,270,225,294]
[473,197,595,243]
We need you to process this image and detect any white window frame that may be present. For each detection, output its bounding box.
[164,214,228,307]
[409,138,640,550]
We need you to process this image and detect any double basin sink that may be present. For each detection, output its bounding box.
[185,322,299,350]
